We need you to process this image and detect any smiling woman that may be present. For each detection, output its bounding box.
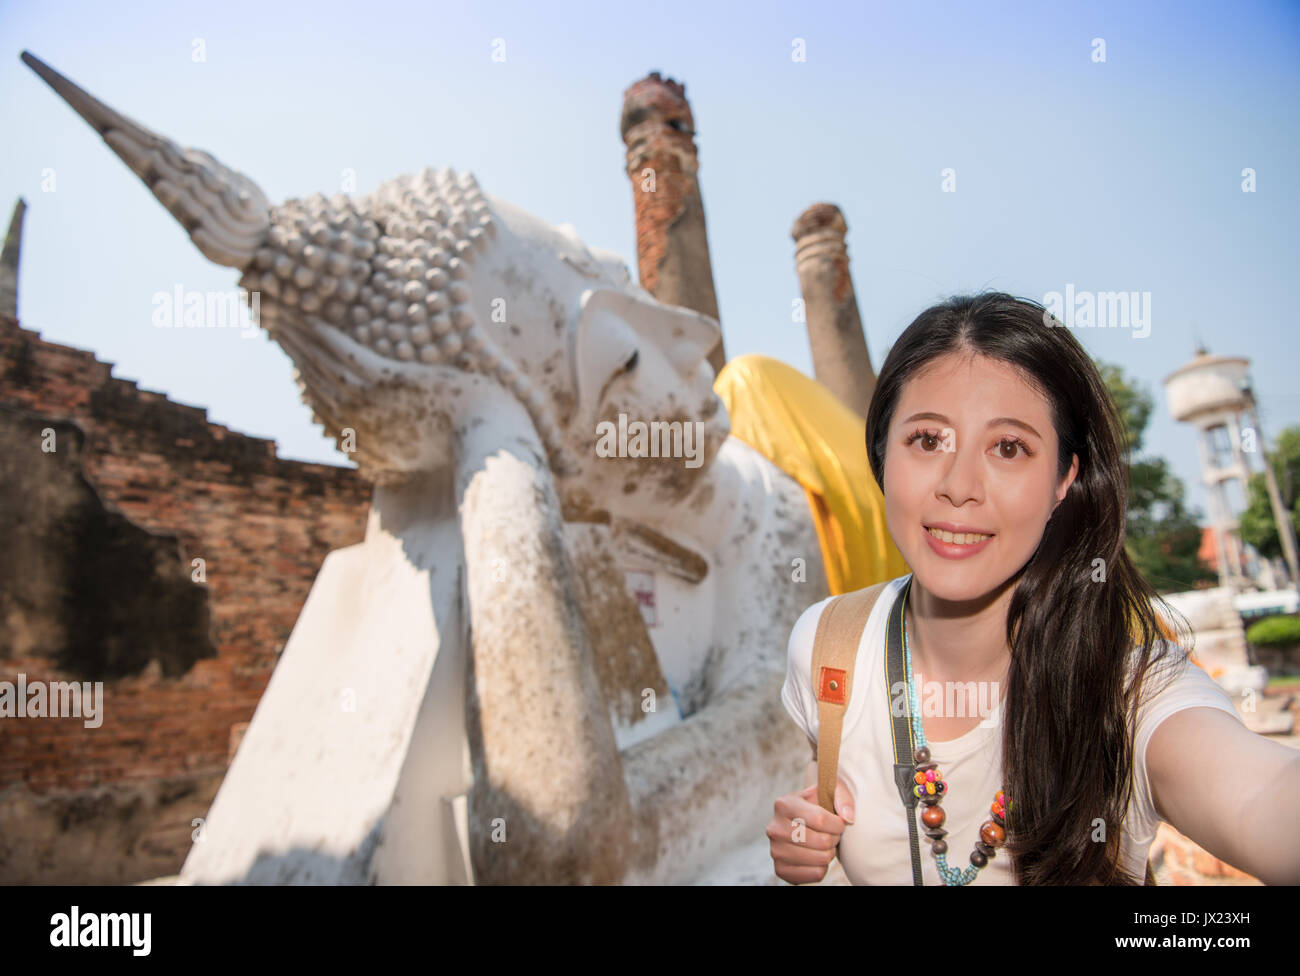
[768,292,1300,886]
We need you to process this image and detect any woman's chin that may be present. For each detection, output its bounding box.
[910,553,1008,599]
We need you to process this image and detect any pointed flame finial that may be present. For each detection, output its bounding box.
[22,50,270,269]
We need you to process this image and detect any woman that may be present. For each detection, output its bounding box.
[767,292,1300,885]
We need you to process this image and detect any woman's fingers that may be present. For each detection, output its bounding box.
[767,777,859,883]
[776,789,846,839]
[835,776,855,824]
[769,776,858,883]
[795,777,856,823]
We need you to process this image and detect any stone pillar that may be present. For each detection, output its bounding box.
[621,72,725,377]
[792,203,875,416]
[1,199,25,318]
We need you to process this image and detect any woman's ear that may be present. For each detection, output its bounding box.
[1053,453,1080,510]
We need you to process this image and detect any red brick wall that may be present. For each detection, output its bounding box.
[0,314,371,795]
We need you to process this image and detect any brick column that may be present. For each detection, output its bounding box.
[792,203,875,416]
[621,72,725,377]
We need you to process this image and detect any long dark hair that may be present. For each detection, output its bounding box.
[864,292,1190,885]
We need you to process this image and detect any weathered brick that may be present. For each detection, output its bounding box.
[0,315,370,881]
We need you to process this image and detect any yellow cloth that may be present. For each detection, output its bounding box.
[713,353,909,595]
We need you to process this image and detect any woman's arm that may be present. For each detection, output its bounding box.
[1146,706,1300,884]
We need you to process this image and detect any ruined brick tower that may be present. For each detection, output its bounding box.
[621,72,726,377]
[791,203,876,417]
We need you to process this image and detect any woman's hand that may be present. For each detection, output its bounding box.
[767,776,855,884]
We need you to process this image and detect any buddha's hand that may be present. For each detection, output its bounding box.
[766,777,854,885]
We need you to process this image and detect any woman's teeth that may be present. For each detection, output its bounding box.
[926,527,993,545]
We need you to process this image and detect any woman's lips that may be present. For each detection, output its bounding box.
[923,525,995,559]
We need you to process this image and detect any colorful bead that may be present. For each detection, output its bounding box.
[915,771,926,785]
[925,770,936,782]
[980,822,1006,848]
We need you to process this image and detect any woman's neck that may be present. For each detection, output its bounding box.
[904,574,1016,687]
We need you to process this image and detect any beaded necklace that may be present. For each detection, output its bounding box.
[902,598,1010,885]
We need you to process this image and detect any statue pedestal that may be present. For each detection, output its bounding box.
[180,473,474,884]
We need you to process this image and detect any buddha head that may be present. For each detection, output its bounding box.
[21,51,730,519]
[239,168,731,518]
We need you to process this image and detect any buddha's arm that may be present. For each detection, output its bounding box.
[455,381,633,883]
[619,668,808,880]
[1147,706,1300,884]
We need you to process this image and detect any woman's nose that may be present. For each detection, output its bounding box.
[936,436,984,504]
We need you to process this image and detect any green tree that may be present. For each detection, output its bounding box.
[1238,425,1300,560]
[1097,361,1152,456]
[1099,361,1218,593]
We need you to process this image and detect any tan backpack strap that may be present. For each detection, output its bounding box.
[811,581,891,813]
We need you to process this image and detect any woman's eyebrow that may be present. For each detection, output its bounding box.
[900,411,1043,440]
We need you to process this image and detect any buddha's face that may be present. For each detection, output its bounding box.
[465,196,731,520]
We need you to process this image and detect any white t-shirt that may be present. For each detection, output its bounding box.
[780,573,1243,885]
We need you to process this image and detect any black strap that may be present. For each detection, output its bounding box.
[883,576,923,885]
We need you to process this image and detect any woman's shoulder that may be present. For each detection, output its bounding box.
[1126,638,1241,734]
[789,575,910,651]
[781,575,909,741]
[785,575,909,682]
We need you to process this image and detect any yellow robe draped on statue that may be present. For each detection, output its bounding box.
[713,353,909,595]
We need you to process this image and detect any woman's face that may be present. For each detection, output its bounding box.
[883,350,1079,603]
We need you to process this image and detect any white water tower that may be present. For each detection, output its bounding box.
[1164,347,1299,592]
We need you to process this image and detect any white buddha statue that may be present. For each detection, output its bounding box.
[26,51,835,884]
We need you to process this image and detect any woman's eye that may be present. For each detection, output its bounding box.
[996,437,1033,460]
[906,428,945,452]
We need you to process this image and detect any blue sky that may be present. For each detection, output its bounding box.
[2,0,1297,525]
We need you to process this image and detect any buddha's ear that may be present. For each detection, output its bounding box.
[572,286,722,420]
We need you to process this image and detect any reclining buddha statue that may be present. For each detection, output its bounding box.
[24,51,905,883]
